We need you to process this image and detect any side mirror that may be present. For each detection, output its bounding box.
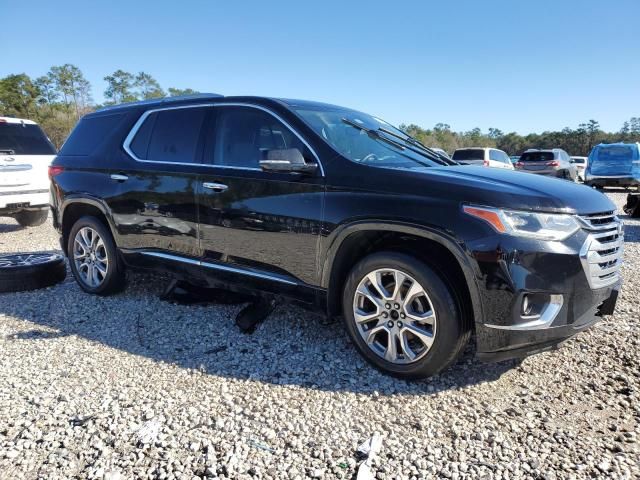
[259,148,318,174]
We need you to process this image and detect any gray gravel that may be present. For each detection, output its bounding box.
[0,192,639,479]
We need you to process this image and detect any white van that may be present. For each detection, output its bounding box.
[452,147,514,170]
[0,117,56,226]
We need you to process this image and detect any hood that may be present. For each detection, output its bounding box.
[370,165,615,215]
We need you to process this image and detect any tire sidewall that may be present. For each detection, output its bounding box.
[67,216,123,295]
[342,251,464,379]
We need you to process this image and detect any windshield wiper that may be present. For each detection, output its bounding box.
[341,118,439,169]
[376,127,454,166]
[341,118,408,151]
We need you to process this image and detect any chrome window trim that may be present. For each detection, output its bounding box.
[122,102,324,176]
[140,251,298,285]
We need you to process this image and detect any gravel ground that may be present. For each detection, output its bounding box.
[0,192,638,480]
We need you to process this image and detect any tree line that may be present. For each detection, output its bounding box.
[1,64,638,155]
[401,118,640,157]
[0,64,198,147]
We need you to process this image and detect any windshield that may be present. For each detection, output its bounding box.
[0,122,56,155]
[293,107,441,169]
[452,149,484,161]
[571,157,585,164]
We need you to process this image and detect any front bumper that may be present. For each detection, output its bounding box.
[469,219,622,362]
[476,282,619,362]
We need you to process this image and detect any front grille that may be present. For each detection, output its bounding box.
[578,211,624,289]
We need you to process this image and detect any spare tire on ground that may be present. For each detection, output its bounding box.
[0,253,67,293]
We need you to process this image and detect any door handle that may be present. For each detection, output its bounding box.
[203,182,229,192]
[110,173,129,182]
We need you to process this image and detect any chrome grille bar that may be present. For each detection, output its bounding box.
[578,211,623,289]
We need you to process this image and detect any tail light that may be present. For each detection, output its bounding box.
[515,162,524,168]
[546,161,559,167]
[482,160,490,167]
[48,165,64,179]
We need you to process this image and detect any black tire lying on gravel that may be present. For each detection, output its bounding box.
[14,210,49,227]
[0,253,66,293]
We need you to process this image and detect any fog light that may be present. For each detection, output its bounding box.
[522,294,532,316]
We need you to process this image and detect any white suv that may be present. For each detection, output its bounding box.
[0,117,56,226]
[452,147,514,170]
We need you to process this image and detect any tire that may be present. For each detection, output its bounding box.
[0,252,66,293]
[67,216,125,295]
[342,251,470,379]
[14,209,48,227]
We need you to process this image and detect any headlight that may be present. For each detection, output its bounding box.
[463,205,580,241]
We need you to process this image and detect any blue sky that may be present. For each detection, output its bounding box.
[3,0,639,134]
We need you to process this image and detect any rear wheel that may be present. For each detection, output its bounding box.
[342,251,469,379]
[67,216,125,295]
[14,209,48,227]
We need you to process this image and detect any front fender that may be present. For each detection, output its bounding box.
[321,220,485,325]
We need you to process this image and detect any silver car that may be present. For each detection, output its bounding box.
[515,148,578,181]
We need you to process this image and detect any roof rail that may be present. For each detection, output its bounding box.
[97,93,224,112]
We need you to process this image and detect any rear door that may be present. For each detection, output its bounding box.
[197,104,324,290]
[111,105,208,258]
[0,120,56,208]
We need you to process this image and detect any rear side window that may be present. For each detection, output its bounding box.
[452,149,485,161]
[60,113,125,156]
[489,149,501,161]
[0,122,56,155]
[520,151,554,162]
[130,107,207,163]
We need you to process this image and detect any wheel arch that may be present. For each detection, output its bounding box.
[321,222,483,330]
[60,196,116,256]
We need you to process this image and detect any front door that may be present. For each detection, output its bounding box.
[197,105,324,291]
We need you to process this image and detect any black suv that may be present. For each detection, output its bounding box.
[50,94,622,379]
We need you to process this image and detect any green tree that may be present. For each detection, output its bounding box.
[48,64,93,119]
[167,87,199,97]
[134,72,165,99]
[104,70,137,104]
[0,73,41,119]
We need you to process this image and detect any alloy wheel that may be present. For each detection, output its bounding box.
[352,268,437,364]
[73,227,109,288]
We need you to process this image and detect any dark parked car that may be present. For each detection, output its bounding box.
[515,148,578,180]
[50,95,622,379]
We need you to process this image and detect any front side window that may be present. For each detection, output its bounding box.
[130,107,207,162]
[212,107,308,168]
[294,106,440,170]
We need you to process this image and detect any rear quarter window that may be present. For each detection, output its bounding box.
[59,113,126,156]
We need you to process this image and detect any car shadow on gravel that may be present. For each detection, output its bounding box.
[0,270,517,396]
[0,222,24,234]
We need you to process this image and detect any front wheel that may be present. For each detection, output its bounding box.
[67,216,125,295]
[342,251,470,379]
[14,209,48,227]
